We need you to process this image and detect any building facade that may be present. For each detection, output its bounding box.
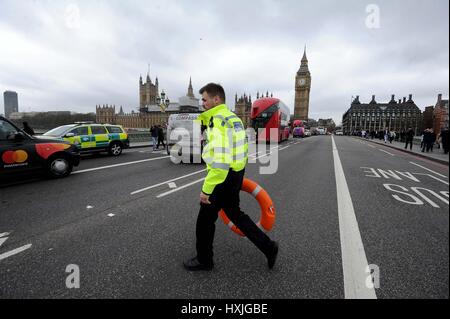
[3,91,18,119]
[96,77,201,128]
[294,47,311,121]
[342,94,422,135]
[422,106,434,131]
[433,94,449,136]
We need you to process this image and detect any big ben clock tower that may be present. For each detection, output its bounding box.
[294,47,311,121]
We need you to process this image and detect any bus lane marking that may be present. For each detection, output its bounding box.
[361,167,449,208]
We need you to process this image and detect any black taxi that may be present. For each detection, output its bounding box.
[0,116,80,182]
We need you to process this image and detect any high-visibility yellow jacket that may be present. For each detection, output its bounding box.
[197,104,248,195]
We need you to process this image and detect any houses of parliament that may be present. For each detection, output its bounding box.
[96,49,311,128]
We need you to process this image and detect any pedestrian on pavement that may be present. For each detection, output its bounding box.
[384,128,389,143]
[150,125,158,151]
[429,129,436,152]
[22,122,35,136]
[389,131,395,144]
[156,125,166,149]
[404,127,414,150]
[422,128,432,152]
[183,83,279,271]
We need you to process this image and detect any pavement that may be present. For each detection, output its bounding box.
[354,136,449,165]
[0,136,448,298]
[129,141,158,149]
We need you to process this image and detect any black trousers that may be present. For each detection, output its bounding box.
[405,139,413,150]
[196,169,274,264]
[156,138,165,148]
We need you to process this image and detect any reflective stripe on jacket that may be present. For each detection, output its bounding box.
[197,104,248,195]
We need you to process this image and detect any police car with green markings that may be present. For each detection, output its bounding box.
[37,122,129,156]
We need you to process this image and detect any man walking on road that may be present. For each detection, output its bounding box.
[156,124,166,150]
[150,125,158,151]
[183,83,279,271]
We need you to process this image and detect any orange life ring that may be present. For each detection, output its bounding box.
[219,178,276,237]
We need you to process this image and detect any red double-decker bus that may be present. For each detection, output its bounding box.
[251,97,290,143]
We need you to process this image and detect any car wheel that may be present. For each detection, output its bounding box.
[47,154,72,178]
[109,142,122,156]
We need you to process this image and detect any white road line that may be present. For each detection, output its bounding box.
[367,144,376,149]
[73,156,170,174]
[413,173,449,186]
[248,150,265,159]
[157,178,205,198]
[331,135,377,299]
[255,152,273,160]
[409,162,448,178]
[248,145,279,159]
[0,237,8,247]
[278,145,290,151]
[379,149,395,156]
[0,244,32,261]
[130,169,206,195]
[0,232,10,238]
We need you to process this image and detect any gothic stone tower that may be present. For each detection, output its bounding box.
[139,72,159,112]
[234,93,252,128]
[294,47,311,120]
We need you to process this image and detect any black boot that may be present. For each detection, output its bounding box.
[183,257,213,271]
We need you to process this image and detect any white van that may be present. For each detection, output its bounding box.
[166,113,204,163]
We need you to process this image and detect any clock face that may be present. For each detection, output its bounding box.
[298,79,306,86]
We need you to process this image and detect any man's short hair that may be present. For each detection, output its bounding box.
[199,83,226,103]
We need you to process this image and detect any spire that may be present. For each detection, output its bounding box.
[298,44,310,75]
[139,74,143,84]
[187,76,194,98]
[146,63,151,83]
[302,44,308,62]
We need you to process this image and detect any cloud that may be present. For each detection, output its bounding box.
[0,0,448,124]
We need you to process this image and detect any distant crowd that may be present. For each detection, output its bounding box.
[348,127,449,155]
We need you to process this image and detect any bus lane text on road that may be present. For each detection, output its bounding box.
[361,167,449,208]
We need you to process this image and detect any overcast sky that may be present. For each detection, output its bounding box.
[0,0,448,124]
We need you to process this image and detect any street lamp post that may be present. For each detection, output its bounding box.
[157,90,170,112]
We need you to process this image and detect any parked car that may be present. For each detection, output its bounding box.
[0,116,80,182]
[37,122,129,156]
[292,126,304,138]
